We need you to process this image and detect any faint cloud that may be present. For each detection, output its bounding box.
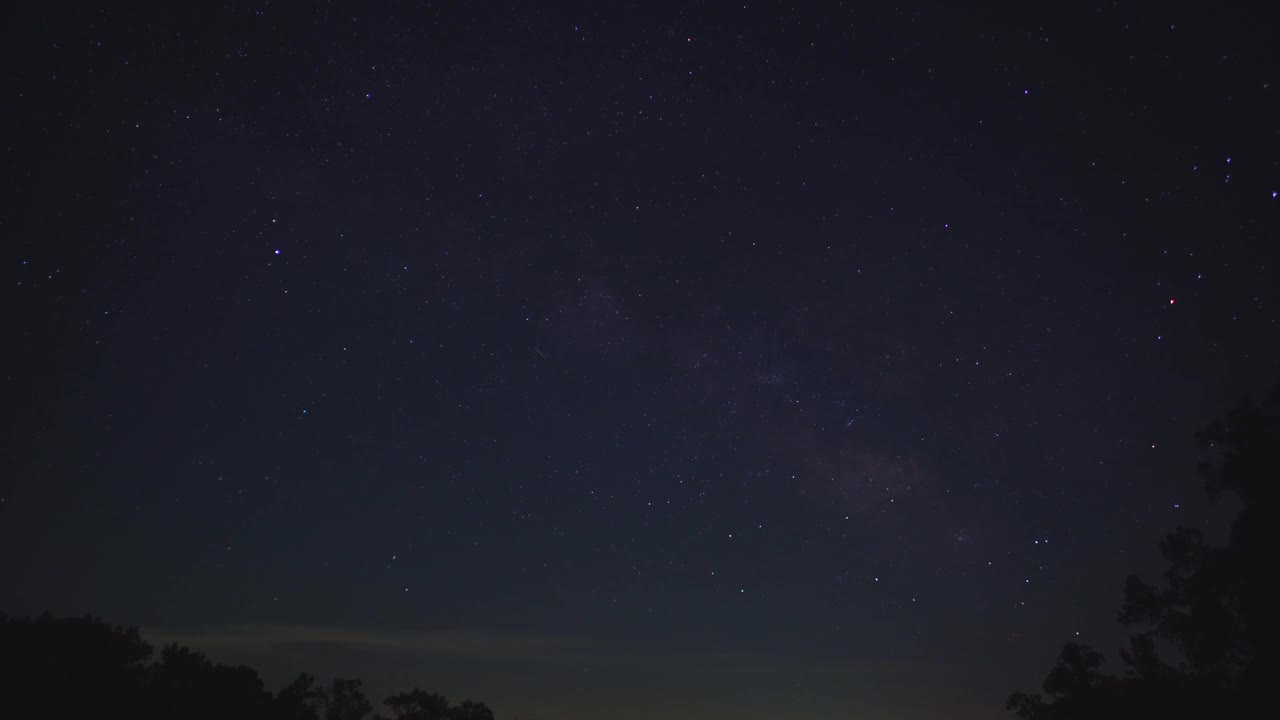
[149,625,583,663]
[149,624,866,675]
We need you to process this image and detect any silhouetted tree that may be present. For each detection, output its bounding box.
[1009,388,1280,718]
[325,677,374,720]
[453,699,497,720]
[0,613,151,719]
[277,672,327,720]
[0,612,517,720]
[148,643,274,720]
[384,688,453,720]
[382,689,495,720]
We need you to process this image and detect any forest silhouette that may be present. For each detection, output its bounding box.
[0,612,506,720]
[4,389,1276,719]
[1009,387,1280,718]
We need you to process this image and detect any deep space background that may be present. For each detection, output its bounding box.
[4,2,1279,718]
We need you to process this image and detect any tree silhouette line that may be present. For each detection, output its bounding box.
[0,612,516,720]
[1008,387,1280,718]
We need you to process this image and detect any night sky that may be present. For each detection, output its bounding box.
[4,2,1279,719]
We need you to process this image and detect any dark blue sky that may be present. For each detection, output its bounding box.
[4,2,1277,718]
